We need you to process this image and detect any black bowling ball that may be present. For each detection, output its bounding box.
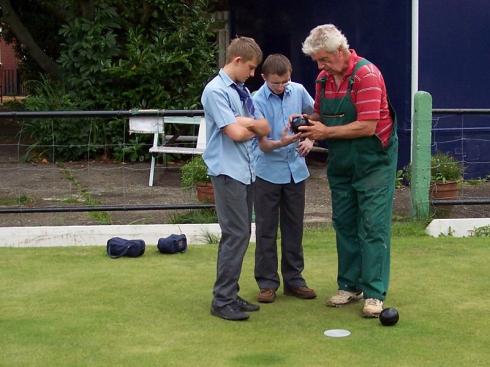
[290,116,311,134]
[379,307,399,326]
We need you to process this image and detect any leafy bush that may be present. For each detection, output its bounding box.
[395,169,408,188]
[111,134,150,162]
[181,156,210,189]
[58,4,121,110]
[402,151,463,185]
[58,1,217,111]
[22,76,95,161]
[23,0,217,161]
[431,152,463,183]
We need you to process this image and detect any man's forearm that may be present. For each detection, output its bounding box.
[326,120,377,139]
[299,119,377,141]
[308,112,321,121]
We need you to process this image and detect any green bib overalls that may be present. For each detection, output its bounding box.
[318,58,398,300]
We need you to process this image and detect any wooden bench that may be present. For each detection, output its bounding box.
[129,115,206,186]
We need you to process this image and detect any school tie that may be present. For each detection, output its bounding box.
[232,83,255,116]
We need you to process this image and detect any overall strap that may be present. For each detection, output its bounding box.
[315,77,327,99]
[348,58,371,91]
[316,57,371,94]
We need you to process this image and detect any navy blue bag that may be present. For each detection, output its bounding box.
[107,237,146,258]
[157,234,187,254]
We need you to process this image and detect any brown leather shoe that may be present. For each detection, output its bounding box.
[257,288,276,303]
[284,286,317,299]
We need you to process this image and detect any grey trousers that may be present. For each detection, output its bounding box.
[254,177,307,290]
[211,175,254,307]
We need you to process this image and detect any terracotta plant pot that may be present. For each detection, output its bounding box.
[196,182,214,203]
[430,181,460,200]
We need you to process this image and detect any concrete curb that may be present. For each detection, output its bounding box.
[0,223,256,247]
[426,218,490,237]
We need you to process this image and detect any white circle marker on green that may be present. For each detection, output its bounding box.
[324,329,351,338]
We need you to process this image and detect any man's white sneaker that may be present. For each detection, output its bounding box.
[362,298,383,318]
[327,290,363,307]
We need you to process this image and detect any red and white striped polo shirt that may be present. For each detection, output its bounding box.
[313,49,393,146]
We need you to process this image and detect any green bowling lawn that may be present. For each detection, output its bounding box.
[1,222,489,367]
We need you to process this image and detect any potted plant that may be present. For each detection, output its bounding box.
[430,151,463,199]
[180,156,214,203]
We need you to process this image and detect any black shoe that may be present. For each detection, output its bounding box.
[235,296,260,312]
[211,303,249,321]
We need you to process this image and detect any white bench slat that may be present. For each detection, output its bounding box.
[149,146,205,154]
[129,115,206,186]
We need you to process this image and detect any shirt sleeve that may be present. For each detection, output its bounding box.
[353,65,383,121]
[313,81,322,114]
[252,91,267,120]
[313,71,326,115]
[202,88,237,129]
[252,100,264,119]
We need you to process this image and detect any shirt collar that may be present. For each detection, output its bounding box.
[219,68,236,87]
[263,81,292,99]
[318,49,359,81]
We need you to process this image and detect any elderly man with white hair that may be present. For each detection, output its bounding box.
[299,24,398,318]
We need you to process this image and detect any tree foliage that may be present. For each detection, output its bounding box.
[1,0,219,160]
[1,0,68,79]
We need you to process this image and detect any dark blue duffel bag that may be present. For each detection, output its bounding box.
[107,237,146,258]
[157,234,187,254]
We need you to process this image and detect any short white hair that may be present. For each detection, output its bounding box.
[302,24,349,55]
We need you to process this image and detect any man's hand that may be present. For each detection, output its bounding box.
[298,118,329,140]
[299,119,378,141]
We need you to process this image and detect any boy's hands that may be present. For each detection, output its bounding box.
[297,137,313,156]
[279,126,301,147]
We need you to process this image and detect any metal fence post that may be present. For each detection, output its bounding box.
[411,91,432,219]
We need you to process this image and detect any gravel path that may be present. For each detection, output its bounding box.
[0,159,489,227]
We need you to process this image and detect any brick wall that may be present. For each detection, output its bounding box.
[0,39,22,96]
[0,39,18,70]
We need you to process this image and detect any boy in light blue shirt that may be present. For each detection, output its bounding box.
[201,37,270,321]
[252,54,316,303]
